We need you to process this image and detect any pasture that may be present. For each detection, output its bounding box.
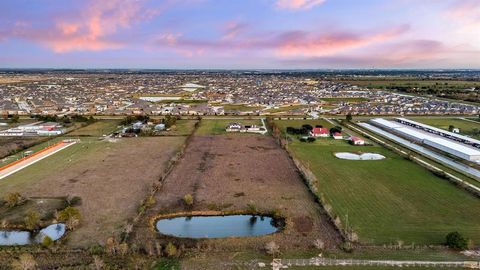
[288,139,480,245]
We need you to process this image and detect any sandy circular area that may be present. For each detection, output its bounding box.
[335,152,385,160]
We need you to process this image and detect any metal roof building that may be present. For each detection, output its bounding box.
[370,118,480,162]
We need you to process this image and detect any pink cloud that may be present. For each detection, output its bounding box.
[5,0,160,53]
[446,0,480,31]
[275,24,410,57]
[154,24,410,59]
[276,0,327,10]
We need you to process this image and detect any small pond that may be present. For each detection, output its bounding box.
[156,215,280,238]
[0,223,66,246]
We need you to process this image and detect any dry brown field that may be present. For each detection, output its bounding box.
[133,134,341,254]
[0,137,186,248]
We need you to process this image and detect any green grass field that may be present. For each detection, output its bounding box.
[67,120,120,137]
[409,117,480,139]
[223,104,265,112]
[195,119,262,135]
[276,120,480,245]
[265,104,309,114]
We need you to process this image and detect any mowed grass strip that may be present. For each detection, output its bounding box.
[287,137,480,245]
[195,119,262,135]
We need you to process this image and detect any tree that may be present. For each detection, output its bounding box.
[163,115,177,128]
[24,211,40,231]
[183,194,193,207]
[265,241,280,257]
[3,192,25,208]
[446,232,468,250]
[302,124,313,131]
[165,242,178,257]
[346,113,353,122]
[448,125,455,132]
[9,115,19,124]
[11,253,37,270]
[41,236,53,248]
[329,126,342,135]
[56,207,81,230]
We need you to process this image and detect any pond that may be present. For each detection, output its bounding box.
[156,215,280,238]
[0,223,66,246]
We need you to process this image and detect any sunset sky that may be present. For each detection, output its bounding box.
[1,0,479,69]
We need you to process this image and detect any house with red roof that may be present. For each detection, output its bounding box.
[310,127,329,137]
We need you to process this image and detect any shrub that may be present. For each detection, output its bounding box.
[56,207,81,230]
[42,236,53,248]
[265,241,280,257]
[446,232,468,250]
[165,242,178,257]
[246,203,257,213]
[24,211,40,231]
[4,192,25,208]
[183,194,193,207]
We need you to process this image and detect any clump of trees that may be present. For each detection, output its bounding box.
[445,231,468,250]
[3,192,26,208]
[56,206,81,230]
[162,115,178,128]
[120,115,149,126]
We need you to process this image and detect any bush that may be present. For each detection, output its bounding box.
[56,207,81,230]
[307,137,316,143]
[246,203,257,213]
[265,241,280,256]
[446,232,468,250]
[165,242,178,257]
[24,211,40,231]
[183,194,193,207]
[42,236,53,248]
[4,192,25,208]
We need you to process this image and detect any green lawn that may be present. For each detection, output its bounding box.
[67,120,120,137]
[278,121,480,245]
[410,117,480,139]
[195,119,262,135]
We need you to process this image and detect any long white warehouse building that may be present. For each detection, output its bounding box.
[370,118,480,162]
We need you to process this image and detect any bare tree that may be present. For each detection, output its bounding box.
[265,241,280,257]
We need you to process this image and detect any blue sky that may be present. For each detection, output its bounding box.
[0,0,479,69]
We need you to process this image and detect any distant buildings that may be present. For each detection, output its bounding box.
[0,122,64,136]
